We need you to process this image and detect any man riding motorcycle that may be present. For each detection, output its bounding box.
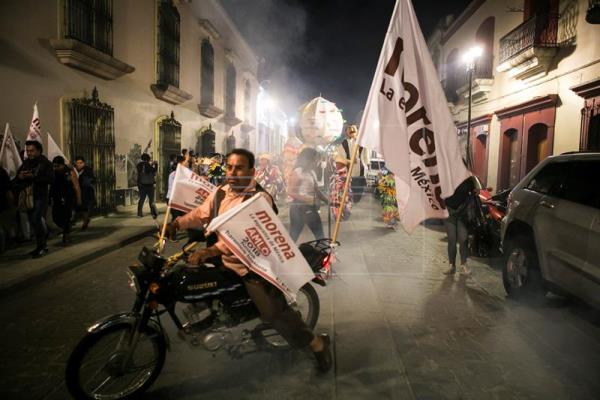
[167,148,332,373]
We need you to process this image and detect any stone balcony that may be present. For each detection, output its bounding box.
[49,39,134,80]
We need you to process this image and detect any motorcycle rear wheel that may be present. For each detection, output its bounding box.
[65,322,166,400]
[255,283,320,349]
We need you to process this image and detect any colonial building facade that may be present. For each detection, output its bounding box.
[428,0,600,191]
[0,0,260,206]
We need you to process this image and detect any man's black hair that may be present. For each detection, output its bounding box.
[25,140,43,152]
[52,155,65,165]
[226,148,255,169]
[75,156,85,162]
[181,149,188,155]
[176,155,185,163]
[141,153,151,162]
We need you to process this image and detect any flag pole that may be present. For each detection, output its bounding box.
[158,204,171,254]
[331,126,360,245]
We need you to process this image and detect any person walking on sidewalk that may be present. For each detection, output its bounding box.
[136,153,158,218]
[74,156,96,230]
[287,148,328,242]
[167,148,332,373]
[443,176,476,276]
[50,156,81,245]
[11,141,53,258]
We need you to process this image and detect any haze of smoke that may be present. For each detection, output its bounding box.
[221,0,318,116]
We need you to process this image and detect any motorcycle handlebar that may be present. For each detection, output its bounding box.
[164,241,199,268]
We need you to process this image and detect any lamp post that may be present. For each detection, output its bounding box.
[463,46,482,170]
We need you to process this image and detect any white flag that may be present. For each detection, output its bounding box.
[206,193,314,301]
[169,164,217,213]
[0,123,23,179]
[357,0,470,231]
[47,132,68,164]
[26,103,43,144]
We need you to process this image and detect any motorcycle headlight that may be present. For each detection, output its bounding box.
[126,268,141,294]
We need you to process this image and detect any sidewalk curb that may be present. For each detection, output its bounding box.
[0,226,156,299]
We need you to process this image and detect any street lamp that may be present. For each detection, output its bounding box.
[463,46,482,170]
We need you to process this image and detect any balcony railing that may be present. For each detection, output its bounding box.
[499,12,559,64]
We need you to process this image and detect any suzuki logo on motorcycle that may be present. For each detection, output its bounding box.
[245,227,271,256]
[187,282,217,291]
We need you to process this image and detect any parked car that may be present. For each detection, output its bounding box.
[366,158,385,188]
[501,152,600,308]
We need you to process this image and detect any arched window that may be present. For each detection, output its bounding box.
[445,49,459,102]
[201,39,214,105]
[244,80,252,122]
[225,63,237,117]
[504,128,520,189]
[588,114,600,151]
[157,0,180,88]
[197,126,215,157]
[526,123,549,173]
[475,17,495,79]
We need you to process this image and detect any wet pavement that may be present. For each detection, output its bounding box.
[1,195,599,399]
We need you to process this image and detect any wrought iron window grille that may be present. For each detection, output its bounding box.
[63,0,113,56]
[65,87,116,214]
[157,0,181,88]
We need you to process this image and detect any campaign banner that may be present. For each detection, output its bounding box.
[169,164,217,213]
[0,123,22,179]
[48,132,68,164]
[356,0,470,231]
[206,193,314,301]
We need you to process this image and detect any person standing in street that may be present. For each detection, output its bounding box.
[136,153,158,218]
[443,176,476,276]
[50,156,81,245]
[74,156,96,230]
[287,147,328,242]
[11,141,53,258]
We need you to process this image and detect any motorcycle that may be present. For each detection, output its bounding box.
[65,238,334,400]
[468,178,510,258]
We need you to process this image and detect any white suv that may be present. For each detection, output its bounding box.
[366,158,385,188]
[501,152,600,307]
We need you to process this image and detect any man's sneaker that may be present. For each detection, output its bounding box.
[460,263,471,275]
[443,265,456,275]
[31,248,48,258]
[313,333,332,373]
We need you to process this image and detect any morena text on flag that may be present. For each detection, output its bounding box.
[378,37,445,211]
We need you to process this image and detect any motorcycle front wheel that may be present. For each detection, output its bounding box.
[65,322,166,400]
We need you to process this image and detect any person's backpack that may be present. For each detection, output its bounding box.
[139,162,155,185]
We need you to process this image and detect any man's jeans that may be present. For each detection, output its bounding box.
[138,185,157,218]
[28,199,48,250]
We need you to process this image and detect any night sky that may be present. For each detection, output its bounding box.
[221,0,471,124]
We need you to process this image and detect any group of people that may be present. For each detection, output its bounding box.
[0,140,96,257]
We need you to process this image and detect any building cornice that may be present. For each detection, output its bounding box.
[495,94,560,119]
[441,0,486,45]
[571,77,600,99]
[456,113,493,128]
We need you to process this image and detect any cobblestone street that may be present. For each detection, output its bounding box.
[1,195,599,399]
